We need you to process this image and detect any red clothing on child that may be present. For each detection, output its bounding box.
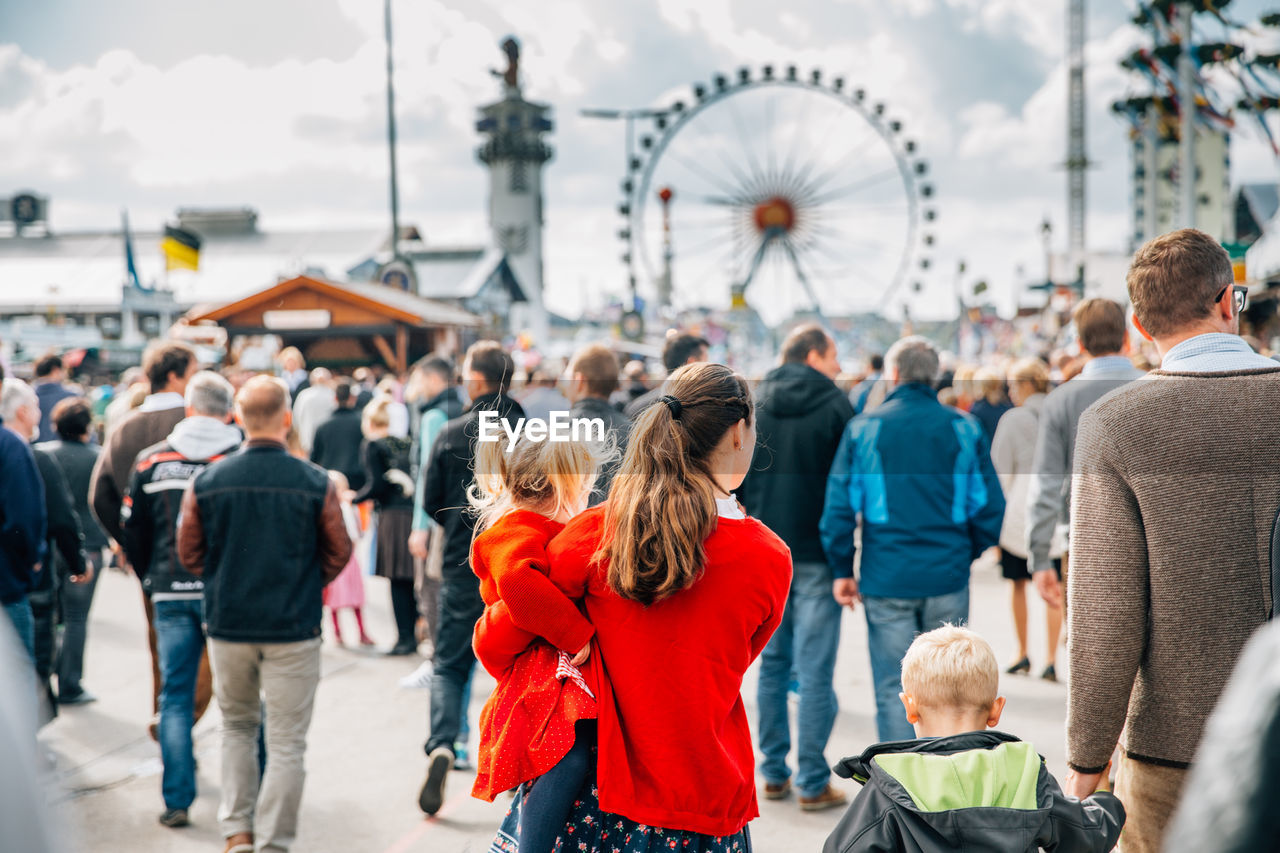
[540,505,792,837]
[470,510,597,802]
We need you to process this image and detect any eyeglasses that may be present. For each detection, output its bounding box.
[1215,284,1248,316]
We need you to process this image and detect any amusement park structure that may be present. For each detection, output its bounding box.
[1113,0,1280,248]
[595,65,936,326]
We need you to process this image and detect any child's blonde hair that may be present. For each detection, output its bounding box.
[900,624,999,712]
[469,431,617,534]
[328,470,349,492]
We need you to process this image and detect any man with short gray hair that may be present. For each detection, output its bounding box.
[820,336,1005,742]
[0,379,48,668]
[122,370,242,830]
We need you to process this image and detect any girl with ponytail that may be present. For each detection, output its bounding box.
[487,361,793,852]
[466,430,615,853]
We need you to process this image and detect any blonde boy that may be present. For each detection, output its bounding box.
[824,626,1125,853]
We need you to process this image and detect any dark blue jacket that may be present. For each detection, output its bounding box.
[819,383,1005,598]
[176,439,352,642]
[34,382,76,445]
[0,425,46,605]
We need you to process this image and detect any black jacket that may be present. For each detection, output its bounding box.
[32,447,85,594]
[122,436,238,599]
[738,363,854,566]
[352,435,414,511]
[37,440,108,551]
[176,440,352,642]
[825,732,1124,853]
[570,396,631,506]
[421,391,525,581]
[309,407,366,491]
[310,407,366,492]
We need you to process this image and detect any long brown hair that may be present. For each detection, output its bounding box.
[596,362,752,606]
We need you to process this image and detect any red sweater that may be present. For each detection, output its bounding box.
[545,505,792,836]
[471,510,594,677]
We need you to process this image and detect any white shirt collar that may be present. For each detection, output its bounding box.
[716,496,746,520]
[138,392,186,413]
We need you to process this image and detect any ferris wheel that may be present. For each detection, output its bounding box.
[617,65,935,322]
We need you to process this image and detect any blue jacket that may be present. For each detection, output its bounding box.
[0,425,47,605]
[819,383,1005,598]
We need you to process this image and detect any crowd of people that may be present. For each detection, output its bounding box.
[1,227,1279,852]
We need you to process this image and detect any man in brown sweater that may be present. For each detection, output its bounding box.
[1065,228,1280,852]
[89,340,201,735]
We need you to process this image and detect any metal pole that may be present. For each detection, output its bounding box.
[1178,3,1196,229]
[1144,108,1159,241]
[384,0,404,269]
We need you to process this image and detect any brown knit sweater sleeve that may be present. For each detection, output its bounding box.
[1065,407,1149,773]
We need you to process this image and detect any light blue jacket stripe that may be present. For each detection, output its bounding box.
[852,419,888,525]
[951,418,987,525]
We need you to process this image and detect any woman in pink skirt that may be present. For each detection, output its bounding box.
[324,471,375,646]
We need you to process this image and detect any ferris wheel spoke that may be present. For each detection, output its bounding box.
[785,97,865,198]
[778,236,825,316]
[794,132,895,203]
[661,148,751,202]
[796,225,888,256]
[764,92,780,187]
[778,87,815,194]
[804,166,903,207]
[678,228,745,260]
[723,92,770,199]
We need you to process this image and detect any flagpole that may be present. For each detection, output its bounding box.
[384,0,404,270]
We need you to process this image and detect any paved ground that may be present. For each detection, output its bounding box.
[41,554,1070,852]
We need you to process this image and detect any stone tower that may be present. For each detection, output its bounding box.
[476,37,553,343]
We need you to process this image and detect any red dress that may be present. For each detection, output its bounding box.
[470,510,598,802]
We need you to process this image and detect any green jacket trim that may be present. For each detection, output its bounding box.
[873,740,1042,812]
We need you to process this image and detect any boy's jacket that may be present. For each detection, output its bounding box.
[823,731,1125,853]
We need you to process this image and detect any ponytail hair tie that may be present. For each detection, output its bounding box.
[660,395,683,419]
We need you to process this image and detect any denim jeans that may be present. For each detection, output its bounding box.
[757,561,842,797]
[3,598,35,664]
[57,550,102,698]
[863,587,970,742]
[154,598,206,811]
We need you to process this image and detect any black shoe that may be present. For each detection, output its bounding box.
[1005,657,1031,675]
[1041,664,1058,682]
[419,747,453,815]
[386,641,418,657]
[158,808,190,828]
[58,689,97,706]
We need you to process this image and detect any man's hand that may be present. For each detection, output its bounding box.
[1033,568,1063,609]
[833,577,860,611]
[1064,767,1105,800]
[570,641,590,667]
[108,542,129,574]
[408,529,429,561]
[70,563,95,585]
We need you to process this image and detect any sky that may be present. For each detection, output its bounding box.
[4,0,1280,321]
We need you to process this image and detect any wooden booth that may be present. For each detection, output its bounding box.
[185,275,482,373]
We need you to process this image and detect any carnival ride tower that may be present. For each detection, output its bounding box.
[476,37,553,343]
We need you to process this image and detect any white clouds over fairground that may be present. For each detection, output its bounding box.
[3,0,1280,320]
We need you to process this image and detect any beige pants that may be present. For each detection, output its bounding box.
[1114,754,1189,853]
[208,637,322,853]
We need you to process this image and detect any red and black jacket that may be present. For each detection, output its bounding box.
[122,440,234,600]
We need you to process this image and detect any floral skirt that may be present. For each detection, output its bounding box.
[490,761,752,853]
